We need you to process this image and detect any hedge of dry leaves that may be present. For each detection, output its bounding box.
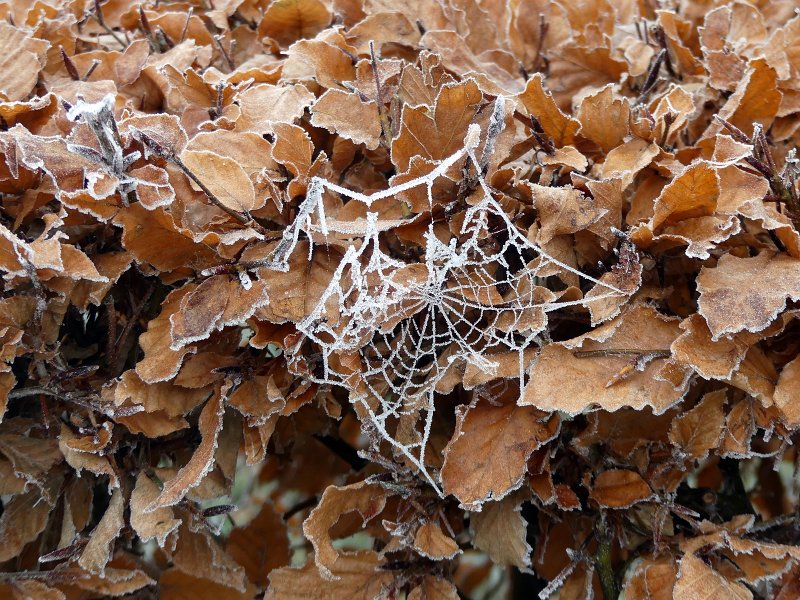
[4,0,800,598]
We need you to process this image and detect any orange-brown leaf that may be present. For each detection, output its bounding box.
[590,469,653,508]
[441,395,559,509]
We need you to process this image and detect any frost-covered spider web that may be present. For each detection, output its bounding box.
[269,102,623,495]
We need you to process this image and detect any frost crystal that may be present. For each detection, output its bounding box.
[273,119,624,495]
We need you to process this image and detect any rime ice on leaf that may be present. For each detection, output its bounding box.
[269,115,625,495]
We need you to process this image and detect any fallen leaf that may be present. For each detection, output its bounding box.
[0,22,49,102]
[180,149,257,213]
[517,73,579,147]
[0,488,53,562]
[623,555,677,600]
[392,79,482,173]
[774,356,800,428]
[169,276,270,349]
[259,0,331,47]
[265,551,394,599]
[310,89,382,150]
[159,568,256,600]
[649,162,720,231]
[673,553,751,600]
[413,519,461,560]
[577,85,630,152]
[226,501,290,587]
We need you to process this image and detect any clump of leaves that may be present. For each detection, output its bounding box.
[1,0,800,599]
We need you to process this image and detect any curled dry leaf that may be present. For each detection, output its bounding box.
[259,0,332,47]
[170,516,249,593]
[147,390,225,511]
[517,73,579,147]
[0,488,54,562]
[302,481,390,580]
[622,555,677,600]
[311,89,382,150]
[169,276,270,349]
[136,285,198,383]
[673,554,751,600]
[413,519,461,560]
[441,394,559,509]
[0,22,49,102]
[179,149,258,214]
[774,356,800,428]
[392,79,483,173]
[265,551,395,600]
[78,487,125,575]
[407,577,460,600]
[226,502,291,588]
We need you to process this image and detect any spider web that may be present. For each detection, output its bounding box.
[271,103,624,495]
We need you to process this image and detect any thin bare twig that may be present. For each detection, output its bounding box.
[370,41,391,149]
[136,131,267,234]
[91,0,128,48]
[573,349,670,359]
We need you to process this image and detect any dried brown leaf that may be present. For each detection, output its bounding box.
[310,89,382,150]
[130,471,181,547]
[623,555,677,600]
[0,488,53,561]
[169,276,269,349]
[226,501,290,587]
[303,481,389,579]
[441,394,559,509]
[265,551,394,600]
[171,516,249,592]
[413,519,461,560]
[0,23,49,102]
[78,487,124,575]
[697,252,800,339]
[522,306,686,414]
[590,469,653,509]
[673,554,751,600]
[669,390,726,460]
[774,356,800,428]
[392,79,482,173]
[471,490,531,569]
[259,0,331,47]
[147,389,225,511]
[517,74,579,147]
